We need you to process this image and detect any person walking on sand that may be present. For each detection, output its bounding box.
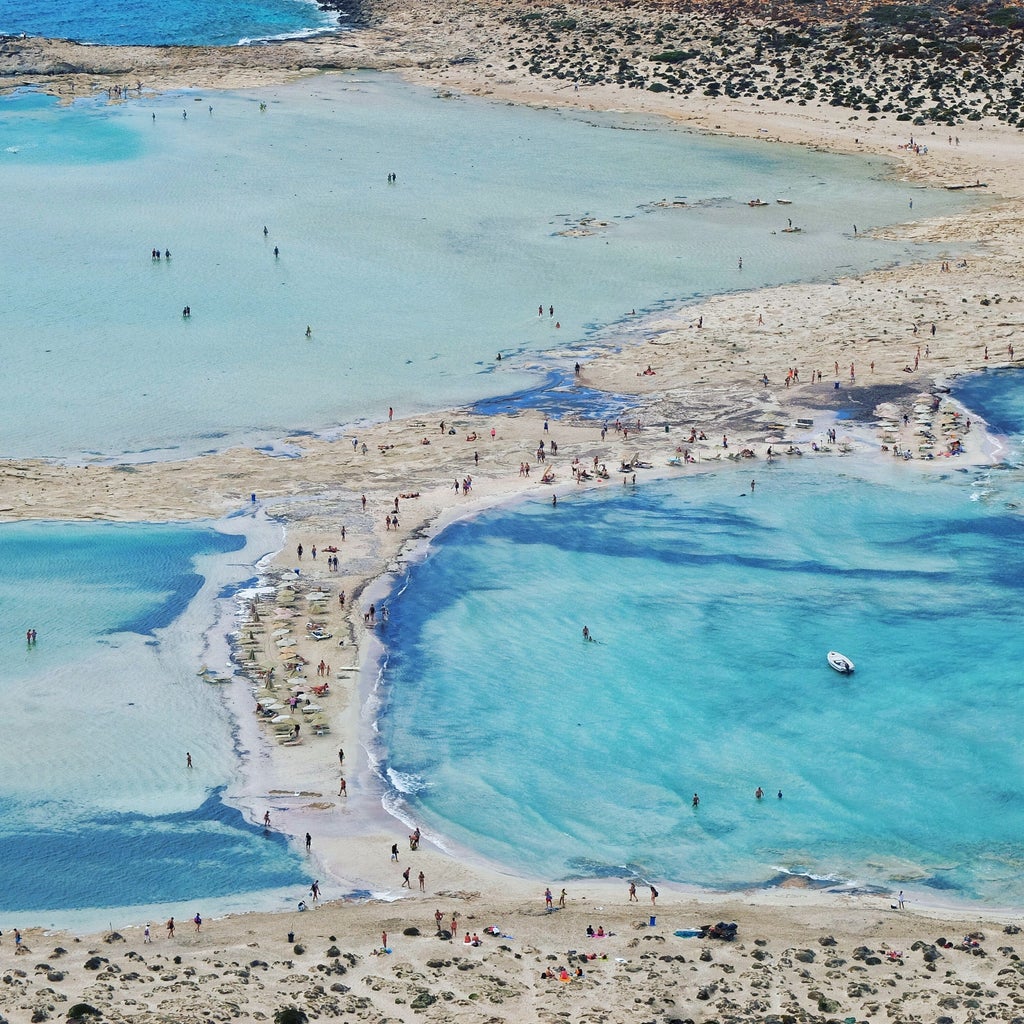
[628,881,638,902]
[545,887,553,911]
[391,843,400,861]
[650,885,659,906]
[559,888,567,908]
[382,930,388,949]
[263,810,271,828]
[419,871,426,892]
[166,917,175,938]
[305,832,312,852]
[144,923,151,943]
[338,777,347,796]
[402,867,411,888]
[897,890,906,909]
[193,912,202,933]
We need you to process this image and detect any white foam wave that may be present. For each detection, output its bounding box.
[386,767,427,796]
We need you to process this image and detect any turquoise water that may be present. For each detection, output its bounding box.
[0,519,306,921]
[0,0,338,46]
[955,369,1024,458]
[0,76,978,460]
[0,55,1010,918]
[379,451,1024,905]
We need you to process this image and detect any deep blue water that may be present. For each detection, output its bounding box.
[0,0,339,46]
[954,368,1024,437]
[0,792,297,913]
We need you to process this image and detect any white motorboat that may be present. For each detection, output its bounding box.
[827,650,855,674]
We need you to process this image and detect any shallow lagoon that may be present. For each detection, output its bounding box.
[1,75,976,460]
[0,517,306,923]
[379,453,1024,905]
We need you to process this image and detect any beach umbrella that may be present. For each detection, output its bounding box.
[270,714,298,725]
[271,628,291,638]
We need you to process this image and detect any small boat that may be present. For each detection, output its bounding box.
[776,198,793,205]
[827,650,855,674]
[748,198,769,207]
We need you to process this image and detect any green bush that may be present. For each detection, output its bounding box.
[989,5,1024,27]
[650,50,695,63]
[274,1009,309,1024]
[67,1006,101,1021]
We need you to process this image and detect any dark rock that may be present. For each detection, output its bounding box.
[403,927,420,936]
[103,932,124,944]
[410,991,437,1009]
[82,958,106,971]
[1004,925,1021,935]
[699,948,713,962]
[819,935,837,947]
[66,1006,102,1021]
[794,949,815,963]
[325,946,340,958]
